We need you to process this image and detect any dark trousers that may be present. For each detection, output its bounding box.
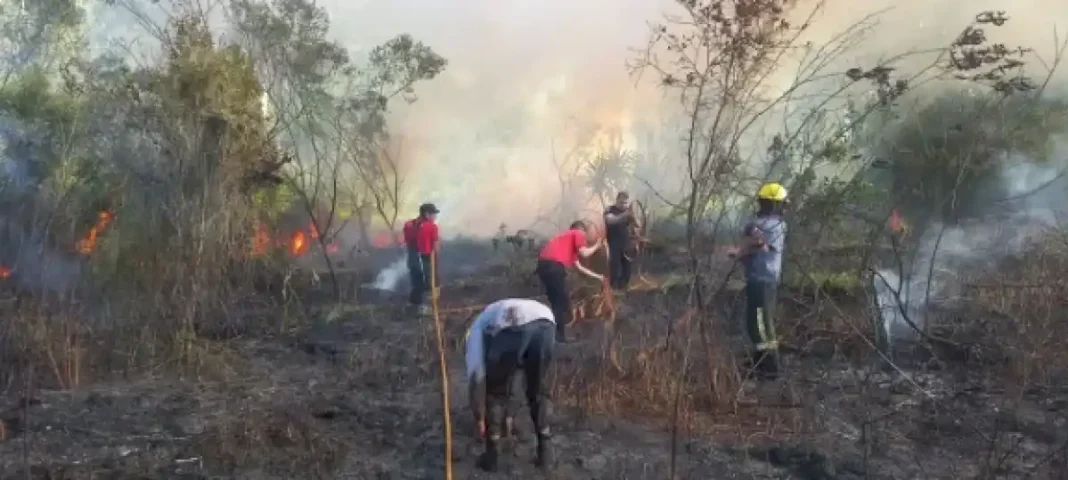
[484,319,555,450]
[607,240,632,290]
[535,259,570,338]
[407,249,432,306]
[745,280,780,373]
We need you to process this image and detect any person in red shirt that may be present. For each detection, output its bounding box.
[402,203,440,315]
[535,220,604,343]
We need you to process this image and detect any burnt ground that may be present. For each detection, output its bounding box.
[1,242,1067,479]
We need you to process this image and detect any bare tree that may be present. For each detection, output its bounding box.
[627,2,961,475]
[342,130,406,243]
[228,0,445,301]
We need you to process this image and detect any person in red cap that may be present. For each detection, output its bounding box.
[402,203,440,315]
[535,220,604,343]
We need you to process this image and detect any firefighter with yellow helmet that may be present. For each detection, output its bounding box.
[737,181,788,379]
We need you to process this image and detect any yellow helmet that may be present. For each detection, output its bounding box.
[756,182,787,201]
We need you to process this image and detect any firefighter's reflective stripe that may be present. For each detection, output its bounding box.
[756,340,779,351]
[755,307,777,351]
[756,308,768,341]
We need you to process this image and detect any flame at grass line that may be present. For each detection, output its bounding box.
[306,222,340,253]
[373,231,403,248]
[0,209,113,284]
[77,211,113,255]
[250,221,340,258]
[290,230,308,256]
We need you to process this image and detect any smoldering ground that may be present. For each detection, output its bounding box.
[875,144,1068,339]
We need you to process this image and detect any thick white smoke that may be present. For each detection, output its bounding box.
[371,255,408,291]
[874,148,1067,343]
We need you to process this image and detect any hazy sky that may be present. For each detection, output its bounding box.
[317,0,673,234]
[301,0,1065,234]
[89,0,1066,235]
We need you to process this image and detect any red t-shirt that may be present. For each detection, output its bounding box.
[402,218,439,254]
[538,229,586,267]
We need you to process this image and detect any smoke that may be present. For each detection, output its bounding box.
[315,0,684,236]
[84,1,1065,239]
[0,115,85,294]
[371,255,408,291]
[323,0,1067,237]
[874,146,1068,342]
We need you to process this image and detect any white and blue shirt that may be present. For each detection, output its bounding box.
[464,298,555,383]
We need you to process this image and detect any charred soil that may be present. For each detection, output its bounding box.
[0,245,1065,479]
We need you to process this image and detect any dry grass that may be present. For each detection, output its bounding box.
[193,405,347,477]
[1,297,89,391]
[953,236,1068,389]
[548,256,813,445]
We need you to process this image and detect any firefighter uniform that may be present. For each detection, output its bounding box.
[740,182,788,379]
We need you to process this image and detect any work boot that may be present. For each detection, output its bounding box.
[477,442,499,472]
[741,352,760,376]
[534,436,553,469]
[755,351,780,380]
[743,352,777,380]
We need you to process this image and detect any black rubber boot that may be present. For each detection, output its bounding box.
[477,440,499,472]
[742,352,762,378]
[756,351,780,380]
[480,399,505,472]
[534,435,553,469]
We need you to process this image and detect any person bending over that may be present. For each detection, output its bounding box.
[535,220,604,343]
[465,298,557,471]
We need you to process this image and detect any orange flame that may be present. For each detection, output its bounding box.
[290,230,308,256]
[889,208,907,234]
[0,266,10,279]
[309,222,320,239]
[372,232,395,248]
[77,211,113,255]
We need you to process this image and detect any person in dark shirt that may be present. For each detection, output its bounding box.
[401,203,440,315]
[603,191,635,291]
